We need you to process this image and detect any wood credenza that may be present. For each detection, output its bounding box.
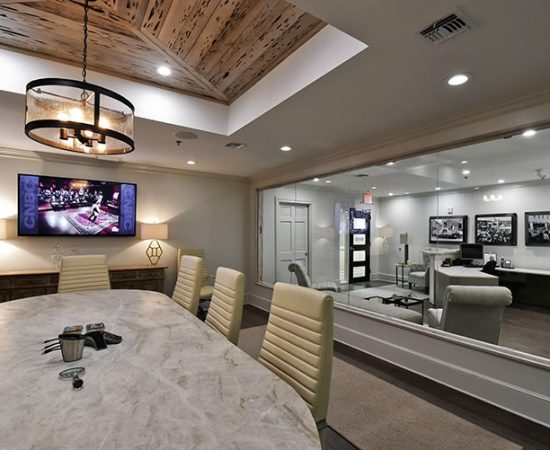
[0,265,166,303]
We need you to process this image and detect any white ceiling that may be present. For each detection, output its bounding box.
[297,128,550,197]
[1,0,550,178]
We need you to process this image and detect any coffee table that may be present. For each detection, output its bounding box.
[365,291,427,317]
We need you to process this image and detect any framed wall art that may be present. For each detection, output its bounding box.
[475,213,517,246]
[525,211,550,246]
[429,215,468,244]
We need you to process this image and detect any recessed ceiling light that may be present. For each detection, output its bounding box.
[186,160,196,165]
[280,145,292,152]
[435,187,441,191]
[461,160,468,165]
[313,177,320,182]
[522,129,537,138]
[474,187,480,190]
[325,180,332,183]
[498,179,505,184]
[447,73,470,86]
[405,192,410,195]
[462,169,471,175]
[371,186,377,190]
[157,65,172,76]
[386,161,395,166]
[388,192,394,196]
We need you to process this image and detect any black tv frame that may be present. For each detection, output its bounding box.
[17,173,137,237]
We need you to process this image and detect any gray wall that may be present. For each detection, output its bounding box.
[376,182,550,277]
[0,152,249,293]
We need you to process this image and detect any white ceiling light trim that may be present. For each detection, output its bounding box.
[522,129,537,137]
[156,66,172,77]
[447,73,470,86]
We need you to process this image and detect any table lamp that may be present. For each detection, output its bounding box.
[0,219,7,240]
[140,223,168,265]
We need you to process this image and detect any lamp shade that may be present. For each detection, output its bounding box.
[378,225,393,239]
[140,223,168,240]
[0,219,7,239]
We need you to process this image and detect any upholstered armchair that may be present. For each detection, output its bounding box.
[427,285,512,344]
[408,263,429,292]
[288,261,338,292]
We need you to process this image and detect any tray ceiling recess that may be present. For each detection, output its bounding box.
[0,0,325,103]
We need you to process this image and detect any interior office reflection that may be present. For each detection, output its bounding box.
[258,128,550,360]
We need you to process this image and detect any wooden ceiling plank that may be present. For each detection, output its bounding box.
[185,0,247,69]
[99,0,150,29]
[224,14,325,101]
[165,0,222,57]
[0,3,214,98]
[28,0,137,38]
[141,0,175,38]
[155,0,196,43]
[209,2,303,91]
[0,0,42,4]
[96,0,228,101]
[131,26,229,102]
[194,0,265,76]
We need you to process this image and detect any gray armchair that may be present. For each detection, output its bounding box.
[408,263,429,293]
[427,285,512,344]
[288,262,338,292]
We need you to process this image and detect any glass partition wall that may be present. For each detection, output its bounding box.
[258,127,550,361]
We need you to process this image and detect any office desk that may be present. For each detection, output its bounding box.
[434,266,499,307]
[422,248,460,304]
[497,267,550,308]
[0,290,320,449]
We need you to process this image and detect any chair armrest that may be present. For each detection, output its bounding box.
[427,308,443,329]
[311,281,339,292]
[408,264,426,273]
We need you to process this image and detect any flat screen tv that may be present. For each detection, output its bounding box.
[18,174,136,236]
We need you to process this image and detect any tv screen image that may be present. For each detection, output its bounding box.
[18,174,136,236]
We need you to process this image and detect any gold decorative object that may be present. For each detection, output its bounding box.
[140,223,168,266]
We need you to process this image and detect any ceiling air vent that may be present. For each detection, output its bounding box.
[353,174,369,178]
[225,142,246,150]
[420,13,471,44]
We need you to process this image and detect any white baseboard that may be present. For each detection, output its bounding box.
[245,292,271,312]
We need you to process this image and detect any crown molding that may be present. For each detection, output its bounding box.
[0,147,249,184]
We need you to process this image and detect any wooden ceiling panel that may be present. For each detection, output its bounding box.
[0,0,325,103]
[223,13,325,100]
[206,1,302,91]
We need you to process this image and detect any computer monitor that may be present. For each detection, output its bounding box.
[460,243,484,260]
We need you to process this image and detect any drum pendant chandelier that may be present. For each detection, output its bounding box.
[24,0,135,155]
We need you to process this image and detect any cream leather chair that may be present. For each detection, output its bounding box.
[205,267,245,345]
[58,255,110,293]
[177,248,214,301]
[172,255,202,315]
[428,285,512,344]
[288,261,338,292]
[259,282,334,427]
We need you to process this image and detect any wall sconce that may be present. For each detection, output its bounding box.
[140,223,168,265]
[483,194,503,202]
[0,219,7,239]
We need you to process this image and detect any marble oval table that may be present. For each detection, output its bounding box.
[0,290,321,449]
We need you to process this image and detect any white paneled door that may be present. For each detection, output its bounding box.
[275,201,310,283]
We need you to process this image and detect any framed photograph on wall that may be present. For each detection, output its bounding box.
[475,213,517,246]
[525,211,550,246]
[429,215,468,244]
